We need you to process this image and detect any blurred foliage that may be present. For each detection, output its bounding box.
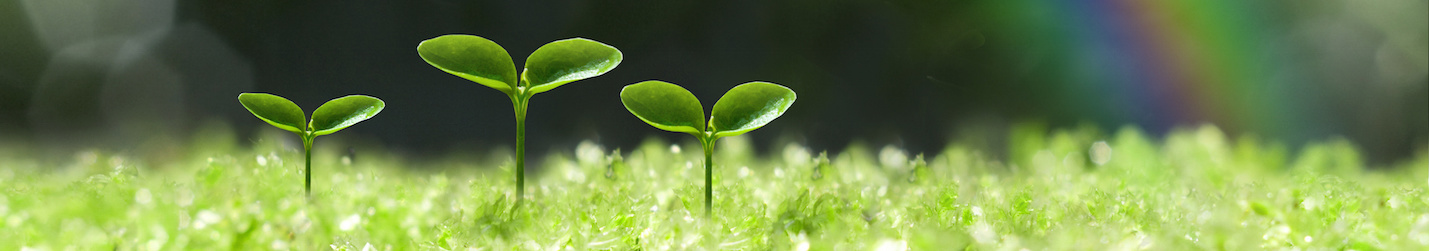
[0,123,1425,249]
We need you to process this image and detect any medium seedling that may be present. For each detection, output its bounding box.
[417,35,622,201]
[238,93,385,196]
[620,81,796,215]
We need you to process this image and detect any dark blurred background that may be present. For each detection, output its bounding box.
[1,0,1425,164]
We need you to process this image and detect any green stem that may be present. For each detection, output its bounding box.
[701,134,715,216]
[302,134,313,197]
[512,93,529,202]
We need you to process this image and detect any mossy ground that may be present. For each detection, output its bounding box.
[1,124,1426,250]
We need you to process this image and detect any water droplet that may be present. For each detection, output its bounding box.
[576,141,604,164]
[340,214,361,231]
[135,188,152,205]
[1409,214,1429,244]
[783,144,810,166]
[147,238,166,251]
[255,155,267,166]
[1387,196,1405,209]
[971,222,996,244]
[1089,141,1112,166]
[1301,195,1322,211]
[878,145,908,169]
[193,210,220,229]
[670,144,681,154]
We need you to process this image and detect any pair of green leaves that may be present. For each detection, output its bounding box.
[238,93,385,136]
[621,81,796,139]
[622,80,794,215]
[417,34,622,201]
[239,93,382,196]
[416,35,622,96]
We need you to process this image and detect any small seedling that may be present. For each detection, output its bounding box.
[909,154,927,183]
[606,149,623,180]
[620,81,796,215]
[417,35,622,201]
[238,93,384,196]
[813,151,829,181]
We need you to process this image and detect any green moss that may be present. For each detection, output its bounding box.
[0,124,1425,250]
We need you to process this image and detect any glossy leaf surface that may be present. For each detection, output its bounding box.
[238,93,306,133]
[524,38,622,94]
[620,81,705,135]
[710,82,796,138]
[418,35,518,94]
[311,95,385,136]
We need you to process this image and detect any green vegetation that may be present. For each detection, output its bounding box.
[417,35,622,201]
[620,81,796,215]
[0,124,1425,250]
[237,93,384,196]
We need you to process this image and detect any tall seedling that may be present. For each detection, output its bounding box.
[238,93,385,196]
[620,81,795,215]
[418,35,622,201]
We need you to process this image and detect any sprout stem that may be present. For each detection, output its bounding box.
[512,94,530,202]
[700,134,715,216]
[302,134,314,197]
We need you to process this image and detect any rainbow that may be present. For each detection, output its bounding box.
[1000,0,1309,137]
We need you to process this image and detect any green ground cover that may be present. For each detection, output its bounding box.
[0,124,1425,250]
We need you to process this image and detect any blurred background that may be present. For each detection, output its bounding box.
[0,0,1424,164]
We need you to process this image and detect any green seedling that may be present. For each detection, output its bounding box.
[813,151,829,181]
[909,154,927,183]
[417,35,622,201]
[238,93,385,196]
[620,81,796,215]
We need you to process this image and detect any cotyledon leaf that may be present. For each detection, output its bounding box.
[310,95,385,136]
[238,93,307,133]
[620,80,705,135]
[418,35,519,94]
[710,82,796,138]
[524,38,623,94]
